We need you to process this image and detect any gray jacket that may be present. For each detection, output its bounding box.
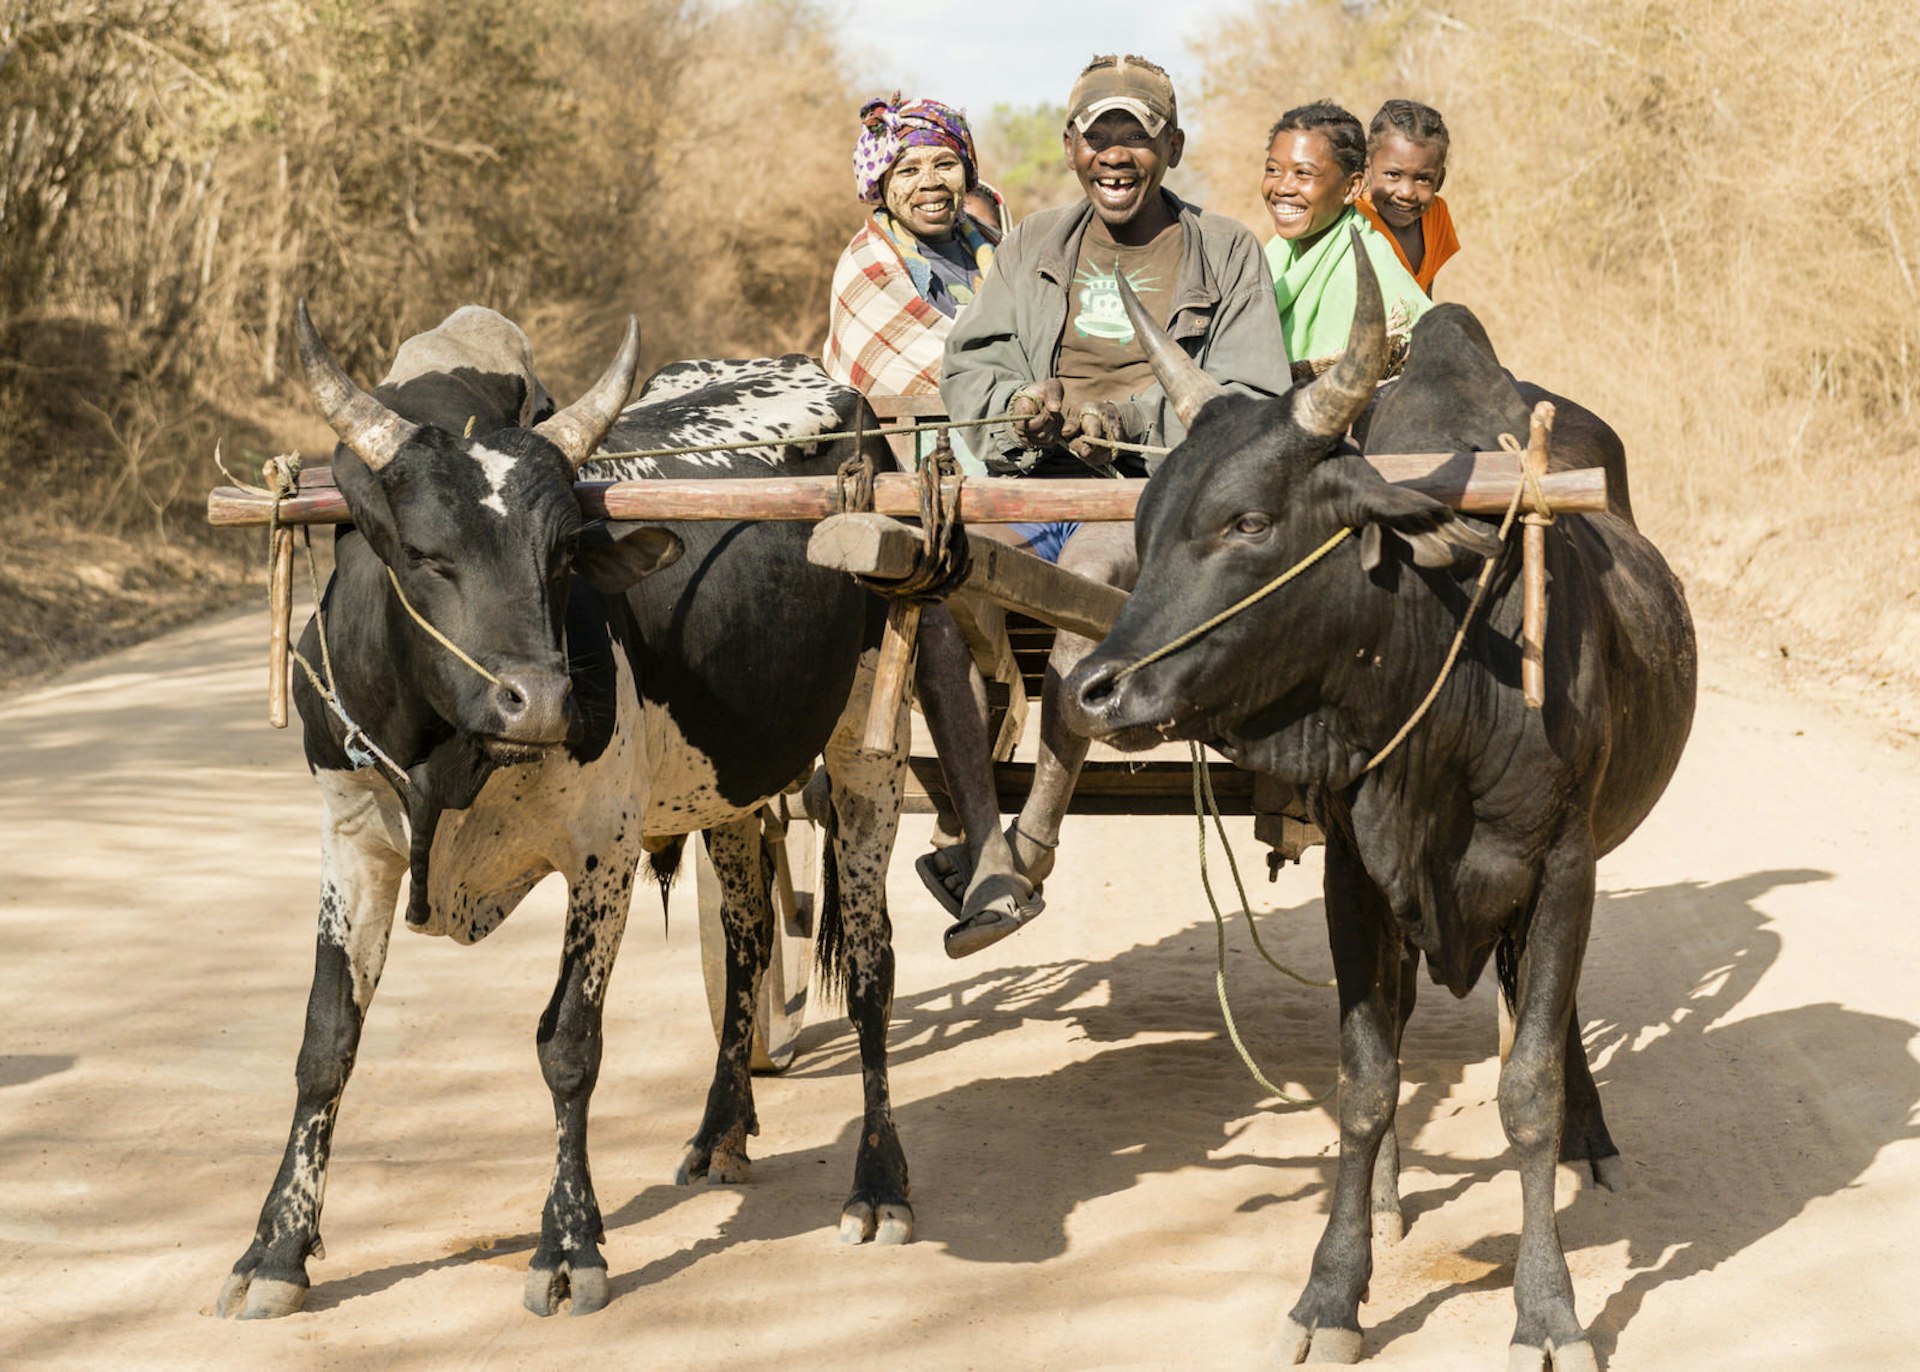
[940,190,1290,474]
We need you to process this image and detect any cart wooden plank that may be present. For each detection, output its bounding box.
[901,755,1254,816]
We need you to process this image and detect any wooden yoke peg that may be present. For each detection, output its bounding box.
[862,600,921,754]
[261,452,303,730]
[268,525,295,728]
[1521,401,1556,709]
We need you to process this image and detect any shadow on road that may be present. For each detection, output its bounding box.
[298,862,1920,1354]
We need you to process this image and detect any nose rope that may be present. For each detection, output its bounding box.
[383,565,506,687]
[1189,739,1335,1109]
[1111,526,1356,684]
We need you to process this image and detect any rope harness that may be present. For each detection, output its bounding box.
[1119,441,1541,778]
[382,566,504,687]
[835,429,974,603]
[260,456,413,792]
[1190,740,1336,1108]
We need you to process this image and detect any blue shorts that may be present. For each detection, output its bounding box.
[1008,520,1082,564]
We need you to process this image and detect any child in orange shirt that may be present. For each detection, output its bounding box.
[1358,100,1459,296]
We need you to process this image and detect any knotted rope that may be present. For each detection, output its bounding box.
[891,434,973,601]
[836,428,974,603]
[1356,435,1537,775]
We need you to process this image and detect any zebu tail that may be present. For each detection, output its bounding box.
[811,776,850,1006]
[646,837,686,932]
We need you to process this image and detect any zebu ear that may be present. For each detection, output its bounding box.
[576,521,683,593]
[1318,454,1502,572]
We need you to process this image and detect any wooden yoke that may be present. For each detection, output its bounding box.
[207,458,1608,529]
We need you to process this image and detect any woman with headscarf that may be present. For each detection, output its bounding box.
[823,94,998,471]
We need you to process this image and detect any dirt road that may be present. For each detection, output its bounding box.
[2,604,1916,1370]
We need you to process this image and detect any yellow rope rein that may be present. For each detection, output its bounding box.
[383,565,505,687]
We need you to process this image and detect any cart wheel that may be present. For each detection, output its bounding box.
[696,790,819,1073]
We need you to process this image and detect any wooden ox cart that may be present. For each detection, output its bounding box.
[207,396,1597,1069]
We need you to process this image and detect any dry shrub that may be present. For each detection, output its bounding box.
[974,103,1081,220]
[529,0,864,378]
[0,0,863,526]
[0,0,866,680]
[1192,0,1920,682]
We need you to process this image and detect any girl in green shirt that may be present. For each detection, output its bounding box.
[1261,101,1430,383]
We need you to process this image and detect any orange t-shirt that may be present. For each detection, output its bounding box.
[1357,193,1459,295]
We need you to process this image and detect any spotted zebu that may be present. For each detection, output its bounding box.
[215,309,911,1322]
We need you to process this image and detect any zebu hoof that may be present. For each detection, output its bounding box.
[1279,1316,1363,1364]
[214,1271,307,1320]
[1586,1153,1627,1193]
[838,1199,914,1245]
[1508,1337,1598,1372]
[523,1261,610,1317]
[872,1202,914,1245]
[674,1138,751,1186]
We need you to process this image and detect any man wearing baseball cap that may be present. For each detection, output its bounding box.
[921,54,1289,956]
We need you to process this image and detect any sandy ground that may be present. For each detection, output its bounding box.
[2,603,1918,1371]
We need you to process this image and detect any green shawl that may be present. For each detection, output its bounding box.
[1266,206,1430,369]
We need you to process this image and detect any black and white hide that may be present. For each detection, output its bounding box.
[214,313,909,1326]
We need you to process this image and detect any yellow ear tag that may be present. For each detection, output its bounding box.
[464,415,476,437]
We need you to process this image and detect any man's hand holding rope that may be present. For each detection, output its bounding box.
[1011,382,1130,473]
[1067,399,1129,471]
[1008,379,1068,449]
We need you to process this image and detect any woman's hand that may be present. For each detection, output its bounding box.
[1009,379,1068,449]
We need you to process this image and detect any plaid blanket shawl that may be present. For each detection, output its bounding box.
[823,213,992,397]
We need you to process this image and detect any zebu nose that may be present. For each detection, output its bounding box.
[490,669,572,744]
[1062,656,1123,736]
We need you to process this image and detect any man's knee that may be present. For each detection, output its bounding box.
[1057,524,1138,588]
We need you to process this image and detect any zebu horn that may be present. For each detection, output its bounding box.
[296,300,419,472]
[1294,225,1387,440]
[1118,276,1226,429]
[534,316,642,469]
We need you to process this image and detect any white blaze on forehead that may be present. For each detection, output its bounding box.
[469,442,519,517]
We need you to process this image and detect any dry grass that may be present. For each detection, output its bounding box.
[1192,0,1920,691]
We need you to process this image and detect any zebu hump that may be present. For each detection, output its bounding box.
[377,305,552,428]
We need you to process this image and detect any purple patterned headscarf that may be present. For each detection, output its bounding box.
[853,94,978,204]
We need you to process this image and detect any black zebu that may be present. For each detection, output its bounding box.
[215,307,911,1322]
[1064,250,1696,1369]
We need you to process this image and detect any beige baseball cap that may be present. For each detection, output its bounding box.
[1068,56,1178,138]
